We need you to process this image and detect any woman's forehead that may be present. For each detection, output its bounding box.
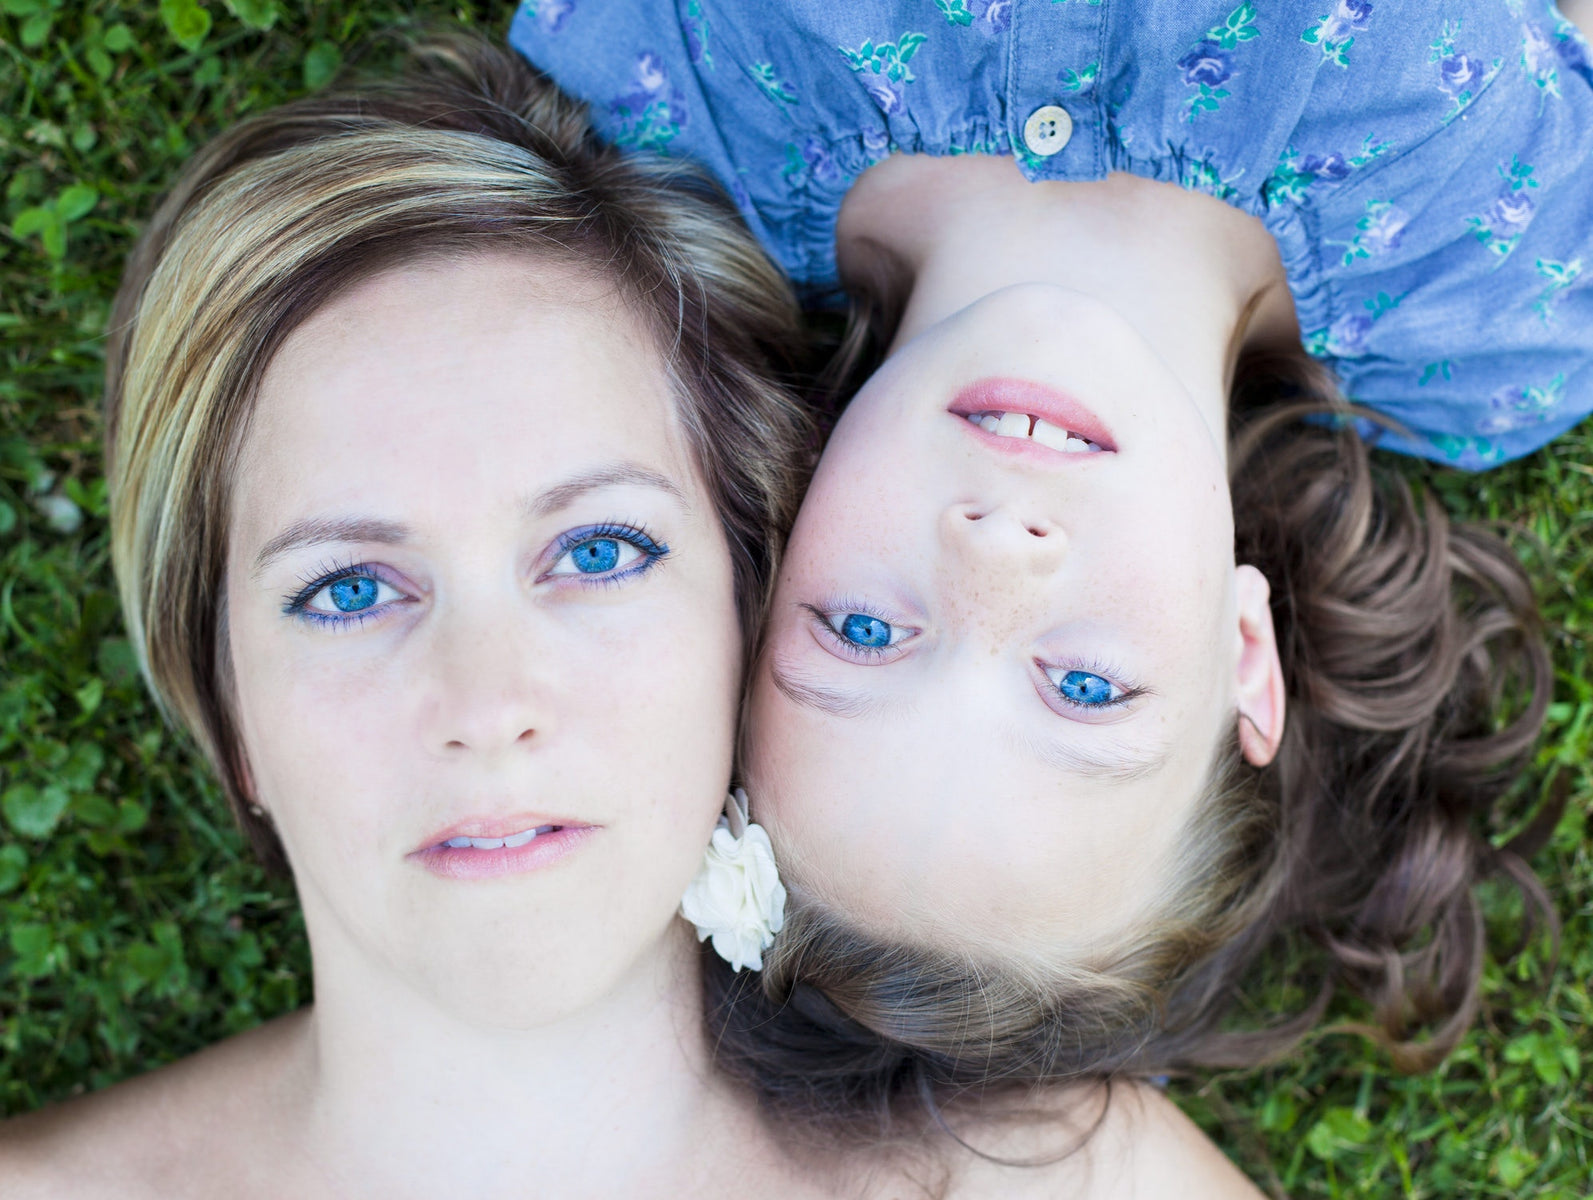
[229,255,693,543]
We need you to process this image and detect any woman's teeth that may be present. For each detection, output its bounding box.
[441,825,559,850]
[969,411,1102,453]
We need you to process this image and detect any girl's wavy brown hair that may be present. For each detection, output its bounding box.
[704,343,1559,1146]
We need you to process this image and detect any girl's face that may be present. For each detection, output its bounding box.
[225,253,741,1025]
[746,285,1284,958]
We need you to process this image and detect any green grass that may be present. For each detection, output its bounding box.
[1,3,1589,1195]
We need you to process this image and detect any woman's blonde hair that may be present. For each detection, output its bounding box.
[106,37,813,868]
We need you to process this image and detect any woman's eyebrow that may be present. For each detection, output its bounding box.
[250,462,687,579]
[252,516,408,579]
[523,462,686,518]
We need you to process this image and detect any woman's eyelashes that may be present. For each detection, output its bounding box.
[284,560,408,628]
[543,523,670,585]
[281,524,670,628]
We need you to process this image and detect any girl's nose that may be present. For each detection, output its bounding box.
[940,501,1069,576]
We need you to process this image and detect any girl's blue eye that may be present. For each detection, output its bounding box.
[840,613,892,648]
[327,575,379,612]
[814,607,913,659]
[1053,670,1120,706]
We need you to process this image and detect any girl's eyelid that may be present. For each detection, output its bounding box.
[803,593,923,633]
[801,603,919,665]
[1033,657,1153,716]
[1039,651,1147,693]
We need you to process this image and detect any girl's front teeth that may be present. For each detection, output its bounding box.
[969,411,1101,452]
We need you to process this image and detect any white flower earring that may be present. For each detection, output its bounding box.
[679,787,786,972]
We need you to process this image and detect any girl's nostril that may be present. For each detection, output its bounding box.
[1027,526,1047,537]
[964,511,983,521]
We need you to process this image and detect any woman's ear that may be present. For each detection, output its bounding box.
[233,742,268,818]
[1233,564,1286,767]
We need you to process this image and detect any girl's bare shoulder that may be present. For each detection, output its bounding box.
[0,1010,308,1200]
[943,1079,1264,1200]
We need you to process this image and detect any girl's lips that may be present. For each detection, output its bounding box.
[949,377,1118,452]
[410,824,598,881]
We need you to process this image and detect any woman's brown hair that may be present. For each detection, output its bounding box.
[106,36,813,870]
[706,341,1558,1145]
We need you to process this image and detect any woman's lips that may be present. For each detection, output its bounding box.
[949,377,1118,454]
[409,815,598,881]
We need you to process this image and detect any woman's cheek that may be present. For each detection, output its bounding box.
[234,628,394,841]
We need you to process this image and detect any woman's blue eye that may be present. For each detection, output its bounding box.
[570,537,620,574]
[839,613,892,648]
[547,526,665,581]
[1055,670,1119,706]
[288,569,402,622]
[327,575,379,612]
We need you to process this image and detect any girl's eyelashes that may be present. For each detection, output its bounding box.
[1040,661,1148,712]
[280,524,670,629]
[804,602,917,663]
[800,598,1148,710]
[542,523,669,586]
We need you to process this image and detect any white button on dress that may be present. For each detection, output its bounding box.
[1022,105,1074,157]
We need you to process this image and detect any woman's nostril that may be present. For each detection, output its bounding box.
[1026,526,1047,538]
[964,511,983,522]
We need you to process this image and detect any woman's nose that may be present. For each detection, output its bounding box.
[419,606,553,757]
[940,501,1069,575]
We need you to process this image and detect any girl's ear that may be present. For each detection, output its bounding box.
[1233,564,1286,767]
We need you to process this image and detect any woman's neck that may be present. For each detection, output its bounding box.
[836,155,1297,456]
[277,921,816,1197]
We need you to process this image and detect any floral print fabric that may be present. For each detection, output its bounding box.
[510,0,1593,468]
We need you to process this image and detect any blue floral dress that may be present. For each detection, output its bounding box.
[510,0,1593,468]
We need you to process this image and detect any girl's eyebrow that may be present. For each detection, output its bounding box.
[251,461,687,579]
[767,657,896,720]
[1017,725,1172,784]
[771,653,1167,782]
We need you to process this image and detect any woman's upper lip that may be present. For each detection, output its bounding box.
[413,812,591,852]
[948,377,1118,452]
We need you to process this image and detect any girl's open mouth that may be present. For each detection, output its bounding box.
[949,377,1118,457]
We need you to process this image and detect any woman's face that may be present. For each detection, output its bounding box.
[225,253,741,1025]
[746,285,1283,960]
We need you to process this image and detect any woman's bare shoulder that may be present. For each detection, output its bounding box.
[0,1010,307,1200]
[943,1079,1264,1200]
